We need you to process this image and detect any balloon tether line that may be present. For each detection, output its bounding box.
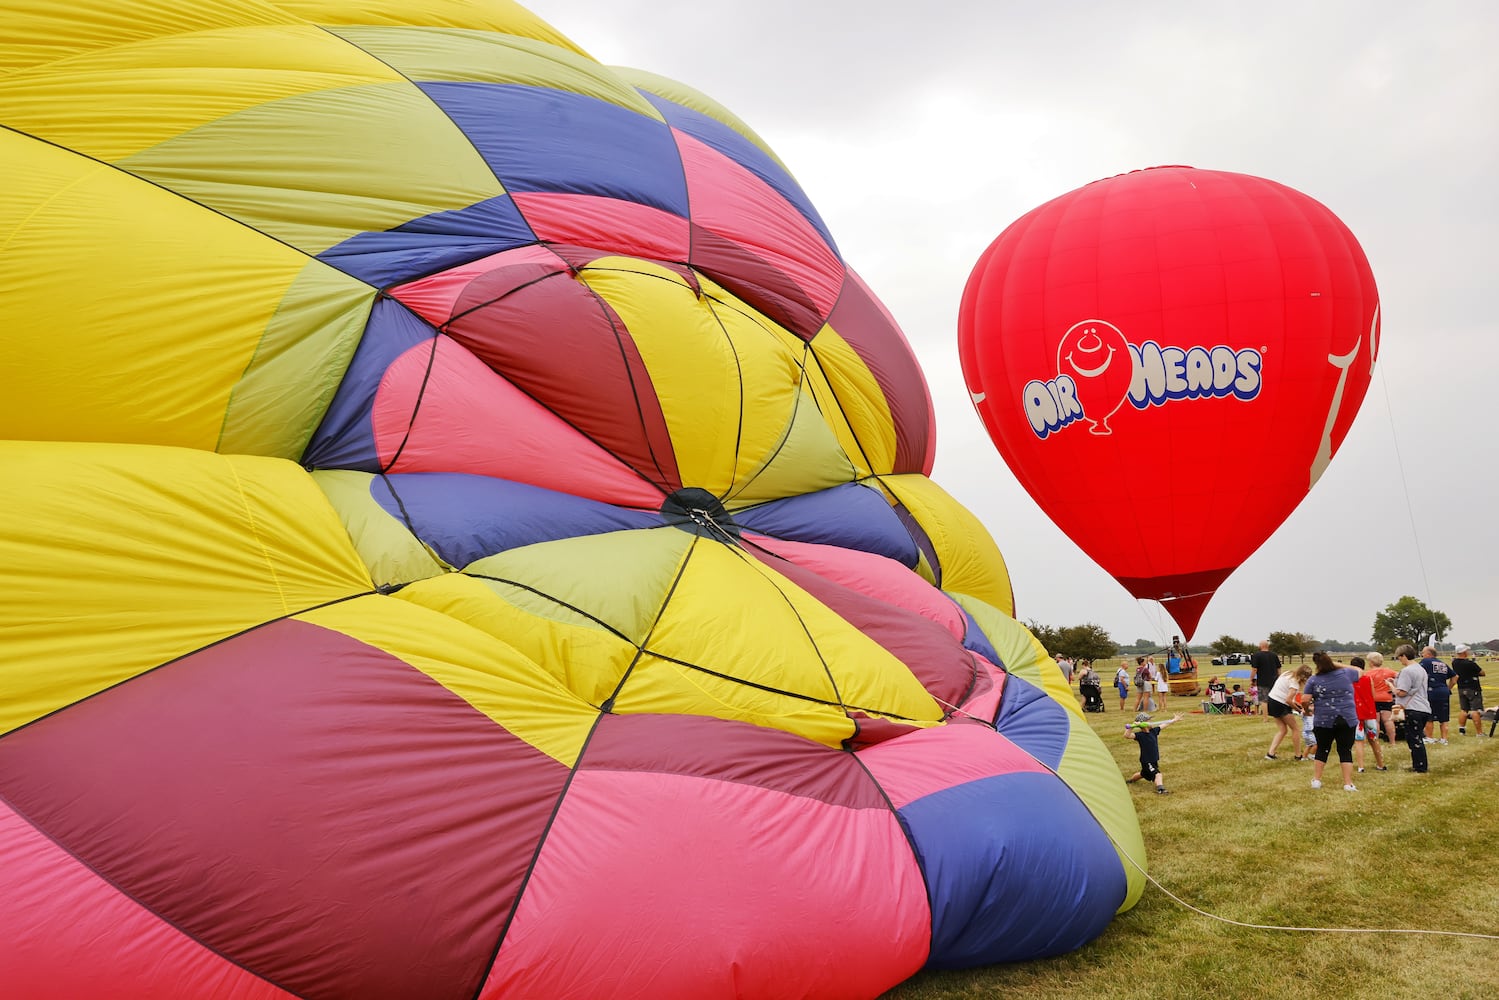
[1378,361,1439,637]
[1106,827,1499,940]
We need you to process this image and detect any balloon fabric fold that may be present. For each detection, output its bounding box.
[0,3,1144,997]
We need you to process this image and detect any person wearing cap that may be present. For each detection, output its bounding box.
[1451,644,1486,736]
[1123,710,1184,795]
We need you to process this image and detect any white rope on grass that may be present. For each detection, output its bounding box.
[1110,832,1499,941]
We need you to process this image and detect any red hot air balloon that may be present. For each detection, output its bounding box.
[958,166,1380,638]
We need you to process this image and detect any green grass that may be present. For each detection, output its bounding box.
[880,672,1499,1000]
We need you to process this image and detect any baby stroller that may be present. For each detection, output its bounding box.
[1080,676,1105,712]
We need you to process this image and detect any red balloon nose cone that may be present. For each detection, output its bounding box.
[1115,568,1233,640]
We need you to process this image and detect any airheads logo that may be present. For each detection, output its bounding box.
[1022,320,1263,439]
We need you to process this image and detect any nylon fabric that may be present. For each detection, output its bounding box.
[462,528,690,641]
[486,766,929,999]
[123,83,508,252]
[954,595,1147,908]
[327,26,653,110]
[619,66,790,172]
[311,470,454,584]
[369,335,664,506]
[302,596,597,767]
[637,538,943,740]
[0,442,370,734]
[0,133,363,448]
[805,323,897,474]
[277,0,584,51]
[0,803,297,1000]
[907,771,1128,967]
[397,571,643,717]
[878,473,1015,615]
[2,3,1146,993]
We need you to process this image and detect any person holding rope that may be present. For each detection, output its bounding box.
[1393,644,1431,773]
[1364,651,1399,745]
[1264,662,1313,760]
[1301,652,1361,791]
[1350,656,1386,773]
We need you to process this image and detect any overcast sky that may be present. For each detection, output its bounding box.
[527,0,1498,648]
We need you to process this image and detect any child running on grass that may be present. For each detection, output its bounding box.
[1124,711,1184,795]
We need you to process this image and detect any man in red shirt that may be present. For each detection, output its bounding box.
[1351,657,1386,772]
[1364,651,1399,745]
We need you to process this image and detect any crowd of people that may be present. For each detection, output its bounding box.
[1056,641,1490,794]
[1254,642,1489,784]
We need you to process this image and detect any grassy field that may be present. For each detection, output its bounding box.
[880,663,1499,1000]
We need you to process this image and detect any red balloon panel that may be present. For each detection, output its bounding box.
[958,166,1379,636]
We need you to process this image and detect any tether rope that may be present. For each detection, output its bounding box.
[1378,360,1438,622]
[1109,824,1499,941]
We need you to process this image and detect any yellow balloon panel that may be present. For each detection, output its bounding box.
[641,539,944,744]
[0,441,371,734]
[0,25,405,161]
[0,131,369,451]
[397,572,642,711]
[611,652,859,748]
[879,473,1015,616]
[303,590,601,767]
[122,83,510,253]
[808,324,898,475]
[0,0,292,76]
[329,25,657,114]
[279,0,586,54]
[585,261,854,501]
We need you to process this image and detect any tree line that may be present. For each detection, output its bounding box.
[1028,595,1482,663]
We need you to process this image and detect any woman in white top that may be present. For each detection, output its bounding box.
[1264,662,1314,760]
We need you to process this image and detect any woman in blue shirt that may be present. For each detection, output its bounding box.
[1301,651,1362,791]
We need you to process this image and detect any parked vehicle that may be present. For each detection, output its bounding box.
[1210,652,1253,665]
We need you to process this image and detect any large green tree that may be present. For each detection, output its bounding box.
[1026,620,1060,655]
[1372,595,1452,651]
[1026,621,1118,663]
[1210,635,1251,656]
[1268,630,1314,661]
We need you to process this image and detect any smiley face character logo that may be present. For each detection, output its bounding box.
[1057,320,1133,434]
